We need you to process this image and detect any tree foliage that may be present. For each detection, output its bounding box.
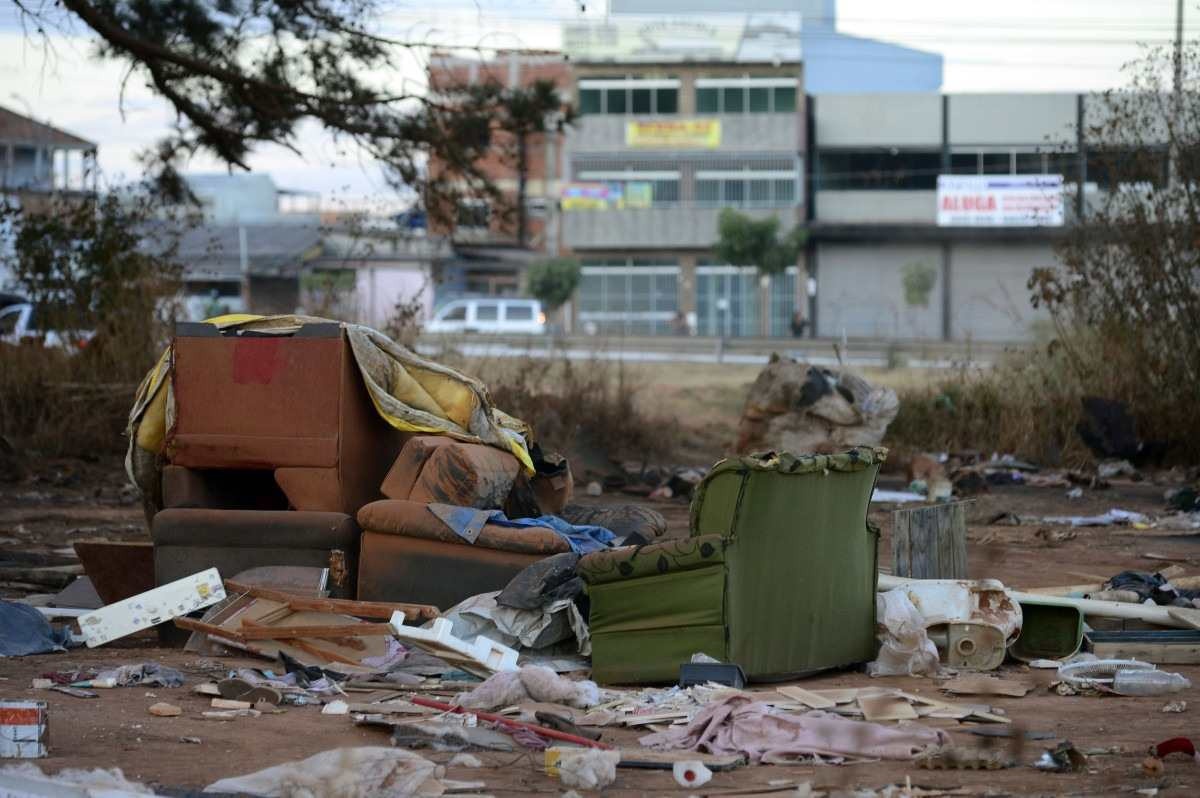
[1032,43,1200,454]
[0,190,184,364]
[14,0,570,223]
[526,257,581,312]
[713,208,806,275]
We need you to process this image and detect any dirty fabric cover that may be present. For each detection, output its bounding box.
[430,504,616,555]
[0,601,71,656]
[639,695,946,763]
[126,314,535,497]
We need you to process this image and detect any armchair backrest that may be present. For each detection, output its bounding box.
[688,446,887,678]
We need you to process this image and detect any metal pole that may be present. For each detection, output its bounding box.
[239,225,250,311]
[1175,0,1185,100]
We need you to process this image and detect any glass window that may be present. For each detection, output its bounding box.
[475,303,499,321]
[578,274,604,312]
[773,86,797,112]
[1046,151,1080,178]
[748,179,771,205]
[723,87,744,113]
[505,304,534,321]
[439,304,466,321]
[983,152,1012,174]
[950,152,979,174]
[748,87,770,113]
[655,88,678,114]
[817,150,942,190]
[652,180,680,204]
[1015,152,1046,174]
[579,88,601,115]
[723,179,745,205]
[630,274,652,312]
[773,179,796,203]
[696,87,719,113]
[456,201,489,228]
[605,88,626,114]
[696,180,720,205]
[631,87,652,114]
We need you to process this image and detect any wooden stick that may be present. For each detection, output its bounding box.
[409,696,612,750]
[284,638,365,667]
[238,622,394,641]
[224,580,439,620]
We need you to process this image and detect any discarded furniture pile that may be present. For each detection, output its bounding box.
[5,317,1200,794]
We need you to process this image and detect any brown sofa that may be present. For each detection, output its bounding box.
[356,499,570,607]
[151,322,406,599]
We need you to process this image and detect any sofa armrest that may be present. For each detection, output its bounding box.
[579,534,726,586]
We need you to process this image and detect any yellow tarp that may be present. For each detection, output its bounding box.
[125,314,534,500]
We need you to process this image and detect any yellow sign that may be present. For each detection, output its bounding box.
[625,119,721,149]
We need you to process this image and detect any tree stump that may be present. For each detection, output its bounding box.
[892,501,968,579]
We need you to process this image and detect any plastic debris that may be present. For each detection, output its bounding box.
[204,746,442,796]
[867,590,940,677]
[673,761,713,787]
[148,703,181,717]
[454,665,601,711]
[545,747,620,790]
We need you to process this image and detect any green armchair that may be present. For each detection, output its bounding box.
[579,447,885,684]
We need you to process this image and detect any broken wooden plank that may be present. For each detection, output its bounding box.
[859,695,918,722]
[238,622,394,641]
[224,581,439,621]
[774,686,836,709]
[939,675,1034,698]
[892,501,968,580]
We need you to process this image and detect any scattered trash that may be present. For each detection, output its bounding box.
[1057,658,1156,690]
[939,675,1033,697]
[0,764,155,794]
[734,357,898,455]
[672,760,713,787]
[1034,741,1088,772]
[321,700,349,715]
[96,662,185,688]
[148,702,181,717]
[447,753,482,768]
[0,602,73,657]
[1041,508,1149,527]
[0,701,47,759]
[638,695,947,763]
[1066,487,1083,500]
[1152,736,1200,763]
[678,661,746,689]
[915,746,1014,770]
[204,746,443,797]
[390,613,518,678]
[179,736,202,745]
[1162,700,1187,713]
[545,747,621,790]
[1097,459,1139,480]
[586,481,602,496]
[453,665,600,711]
[78,568,225,647]
[1112,669,1191,696]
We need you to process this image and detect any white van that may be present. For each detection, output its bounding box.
[425,298,545,335]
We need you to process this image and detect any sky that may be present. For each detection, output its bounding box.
[0,0,1190,209]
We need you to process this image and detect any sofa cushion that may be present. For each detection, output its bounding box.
[578,534,725,585]
[380,436,454,500]
[357,499,569,556]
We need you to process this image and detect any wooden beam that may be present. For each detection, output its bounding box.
[238,622,394,641]
[223,580,439,620]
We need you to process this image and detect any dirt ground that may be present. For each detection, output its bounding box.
[3,457,1200,796]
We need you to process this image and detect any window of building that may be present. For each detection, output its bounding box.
[440,304,467,321]
[949,149,1077,176]
[475,303,499,321]
[576,78,680,115]
[579,88,602,115]
[694,78,799,114]
[982,152,1011,174]
[577,169,681,207]
[817,150,942,190]
[456,200,490,228]
[1086,148,1168,189]
[578,259,680,336]
[695,167,800,207]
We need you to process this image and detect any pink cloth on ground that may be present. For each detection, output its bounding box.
[638,695,947,763]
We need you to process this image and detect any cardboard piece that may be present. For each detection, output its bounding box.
[859,694,919,722]
[940,675,1034,698]
[775,686,836,709]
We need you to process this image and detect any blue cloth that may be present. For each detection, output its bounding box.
[427,504,615,554]
[0,601,71,656]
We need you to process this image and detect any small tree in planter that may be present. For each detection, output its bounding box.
[527,257,581,333]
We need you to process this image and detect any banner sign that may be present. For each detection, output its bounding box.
[626,119,721,149]
[936,175,1064,227]
[561,183,622,211]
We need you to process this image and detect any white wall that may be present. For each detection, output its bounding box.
[949,94,1077,146]
[949,243,1053,342]
[816,243,943,340]
[815,93,942,147]
[815,190,936,223]
[354,265,434,330]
